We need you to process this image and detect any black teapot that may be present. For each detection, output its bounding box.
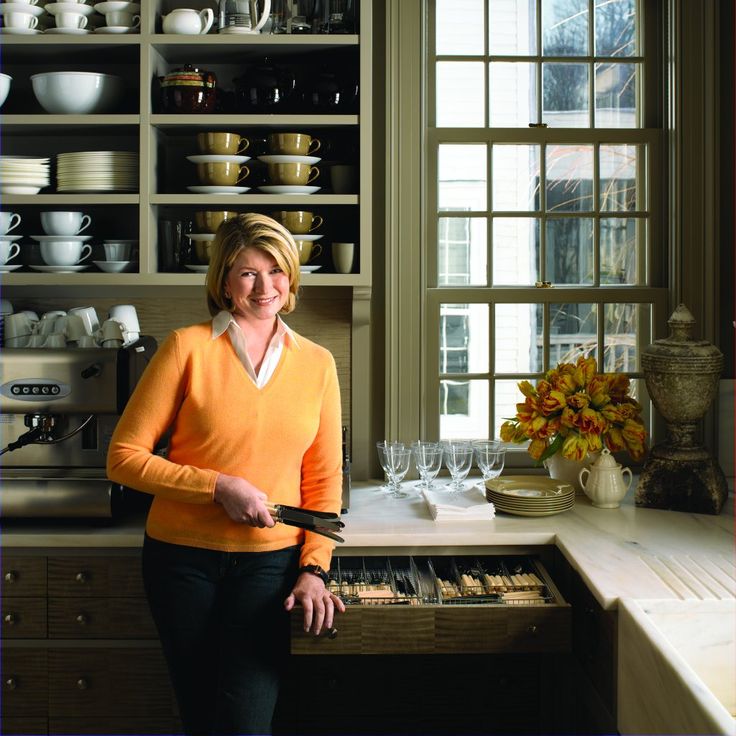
[301,68,358,113]
[233,57,295,113]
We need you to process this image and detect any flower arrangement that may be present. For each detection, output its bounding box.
[500,356,647,463]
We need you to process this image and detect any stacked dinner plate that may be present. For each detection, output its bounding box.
[0,156,51,194]
[56,150,138,192]
[485,476,575,517]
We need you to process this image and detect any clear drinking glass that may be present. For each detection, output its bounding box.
[473,440,507,483]
[376,441,410,498]
[411,441,444,490]
[442,440,474,492]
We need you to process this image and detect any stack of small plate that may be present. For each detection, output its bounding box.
[485,476,575,517]
[0,156,51,194]
[56,151,138,192]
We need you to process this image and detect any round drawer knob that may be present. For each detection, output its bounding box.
[5,677,18,690]
[75,572,89,584]
[4,571,18,584]
[4,613,17,625]
[75,613,89,625]
[76,678,89,690]
[527,624,538,635]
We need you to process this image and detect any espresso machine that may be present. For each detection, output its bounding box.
[0,337,157,519]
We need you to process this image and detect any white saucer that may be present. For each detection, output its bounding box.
[258,155,321,165]
[0,184,44,194]
[0,27,42,33]
[93,0,140,12]
[45,27,91,34]
[299,265,321,273]
[29,264,89,273]
[93,260,133,272]
[0,236,23,243]
[94,25,138,32]
[258,185,321,195]
[185,264,209,273]
[0,264,22,272]
[31,235,93,242]
[0,3,46,16]
[288,233,323,242]
[186,233,216,241]
[187,186,250,194]
[187,155,250,164]
[45,2,96,15]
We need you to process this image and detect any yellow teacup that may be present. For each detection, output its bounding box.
[197,132,249,156]
[267,132,321,156]
[194,210,239,233]
[196,162,250,187]
[271,210,323,235]
[294,240,322,265]
[267,162,319,186]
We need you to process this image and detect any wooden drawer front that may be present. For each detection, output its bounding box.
[48,597,157,639]
[48,557,144,597]
[49,718,177,735]
[1,717,48,735]
[2,597,48,639]
[291,602,570,655]
[1,648,48,716]
[48,648,173,718]
[2,557,47,597]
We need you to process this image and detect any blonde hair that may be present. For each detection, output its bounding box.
[205,213,301,316]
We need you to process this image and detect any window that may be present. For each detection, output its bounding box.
[423,0,667,451]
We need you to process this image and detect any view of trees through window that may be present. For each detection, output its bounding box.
[428,0,656,442]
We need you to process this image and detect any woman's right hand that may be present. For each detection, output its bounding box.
[213,474,275,528]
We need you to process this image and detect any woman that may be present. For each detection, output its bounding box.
[107,213,345,736]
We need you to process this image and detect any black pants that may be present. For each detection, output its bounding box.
[142,534,300,736]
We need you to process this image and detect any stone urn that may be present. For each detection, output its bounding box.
[637,304,727,514]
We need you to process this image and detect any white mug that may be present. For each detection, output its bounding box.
[43,333,67,348]
[97,318,127,345]
[4,12,39,28]
[55,12,88,28]
[37,311,66,336]
[108,304,140,339]
[40,241,92,267]
[331,242,355,274]
[68,306,100,334]
[40,211,92,236]
[5,335,30,348]
[76,334,99,348]
[0,241,20,265]
[27,334,47,348]
[0,212,21,235]
[65,313,91,340]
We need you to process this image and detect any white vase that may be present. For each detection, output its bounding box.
[543,453,598,494]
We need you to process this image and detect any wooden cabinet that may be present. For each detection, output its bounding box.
[0,4,372,289]
[1,552,179,736]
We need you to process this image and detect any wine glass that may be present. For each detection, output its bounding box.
[376,441,410,498]
[411,441,443,490]
[473,440,506,484]
[441,440,474,492]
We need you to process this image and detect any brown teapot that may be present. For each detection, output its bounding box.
[159,64,217,114]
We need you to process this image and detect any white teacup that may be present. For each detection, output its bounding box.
[103,10,140,26]
[76,334,99,348]
[55,12,87,28]
[5,312,34,340]
[66,313,91,341]
[41,211,92,236]
[43,333,67,348]
[27,334,47,348]
[97,318,127,345]
[0,212,21,235]
[5,335,30,348]
[0,241,20,265]
[4,11,39,28]
[40,241,92,267]
[37,310,67,336]
[103,243,132,260]
[68,306,99,334]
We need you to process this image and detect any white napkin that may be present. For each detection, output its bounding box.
[422,484,495,521]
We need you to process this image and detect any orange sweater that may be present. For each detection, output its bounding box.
[106,322,343,570]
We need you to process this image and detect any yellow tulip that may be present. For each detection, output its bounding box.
[561,434,589,461]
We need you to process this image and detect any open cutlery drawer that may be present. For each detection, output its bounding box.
[291,554,571,655]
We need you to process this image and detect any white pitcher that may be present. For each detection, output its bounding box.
[162,7,214,34]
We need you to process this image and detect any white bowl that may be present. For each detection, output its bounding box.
[0,73,11,110]
[93,260,132,273]
[30,71,124,114]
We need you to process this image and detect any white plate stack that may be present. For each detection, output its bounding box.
[0,156,51,194]
[56,150,138,192]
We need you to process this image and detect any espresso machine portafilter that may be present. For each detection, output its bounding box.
[0,337,157,518]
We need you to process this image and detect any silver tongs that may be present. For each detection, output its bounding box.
[266,502,345,543]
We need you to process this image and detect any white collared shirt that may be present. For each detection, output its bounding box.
[211,310,299,387]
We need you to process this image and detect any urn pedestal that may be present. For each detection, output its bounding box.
[637,305,727,514]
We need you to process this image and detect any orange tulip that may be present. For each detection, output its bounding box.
[561,434,589,461]
[528,438,548,460]
[541,389,567,415]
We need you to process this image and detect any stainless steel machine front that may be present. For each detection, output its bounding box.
[0,337,157,518]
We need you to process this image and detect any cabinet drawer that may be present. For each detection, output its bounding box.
[48,557,145,597]
[2,557,47,597]
[48,597,157,639]
[48,718,177,735]
[0,717,48,735]
[1,648,48,716]
[2,597,48,638]
[48,648,173,718]
[291,555,571,655]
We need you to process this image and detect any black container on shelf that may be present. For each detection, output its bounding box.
[159,65,217,114]
[300,67,358,113]
[233,57,296,113]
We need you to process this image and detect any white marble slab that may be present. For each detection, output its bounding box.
[619,598,736,736]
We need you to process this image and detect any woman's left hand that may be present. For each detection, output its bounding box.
[284,572,346,636]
